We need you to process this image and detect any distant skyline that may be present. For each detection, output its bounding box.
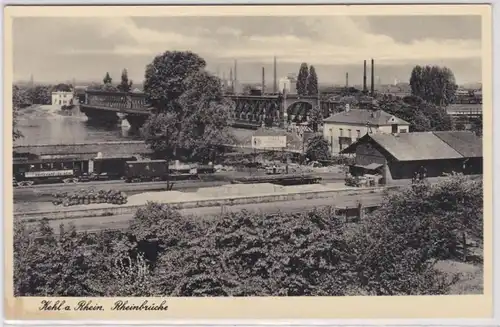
[13,15,482,85]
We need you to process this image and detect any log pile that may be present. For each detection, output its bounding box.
[52,189,128,206]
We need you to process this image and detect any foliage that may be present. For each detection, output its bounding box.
[296,63,309,96]
[31,85,52,105]
[14,175,482,297]
[12,85,29,140]
[87,83,119,92]
[308,105,323,132]
[306,65,318,96]
[52,83,72,92]
[103,72,113,85]
[305,135,331,161]
[141,52,233,163]
[409,65,458,106]
[143,51,206,112]
[378,95,452,132]
[117,69,133,93]
[470,116,483,137]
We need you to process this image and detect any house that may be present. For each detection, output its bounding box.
[340,131,482,185]
[51,90,75,106]
[322,107,410,154]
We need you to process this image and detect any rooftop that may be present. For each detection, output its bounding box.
[341,131,482,161]
[323,109,410,126]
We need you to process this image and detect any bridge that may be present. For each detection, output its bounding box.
[446,103,482,128]
[80,90,339,130]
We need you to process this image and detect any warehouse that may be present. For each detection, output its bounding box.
[340,131,482,185]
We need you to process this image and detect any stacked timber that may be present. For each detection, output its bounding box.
[52,189,128,207]
[232,174,321,185]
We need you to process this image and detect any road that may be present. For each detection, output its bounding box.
[27,192,384,233]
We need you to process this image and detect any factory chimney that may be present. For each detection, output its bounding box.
[234,59,238,94]
[229,68,233,93]
[345,72,349,88]
[363,60,367,93]
[273,56,277,94]
[371,58,375,96]
[262,67,265,94]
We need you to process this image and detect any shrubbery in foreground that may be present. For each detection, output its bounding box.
[14,174,483,297]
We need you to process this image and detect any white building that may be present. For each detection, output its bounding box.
[278,74,297,94]
[323,106,410,155]
[52,91,75,106]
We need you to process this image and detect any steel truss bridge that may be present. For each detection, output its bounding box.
[79,90,341,130]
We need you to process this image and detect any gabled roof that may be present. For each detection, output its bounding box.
[433,131,482,158]
[341,131,482,161]
[323,109,410,126]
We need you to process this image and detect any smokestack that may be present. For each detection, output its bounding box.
[371,58,375,96]
[273,56,277,93]
[345,72,349,87]
[363,60,367,92]
[262,67,265,94]
[229,68,233,93]
[234,59,238,93]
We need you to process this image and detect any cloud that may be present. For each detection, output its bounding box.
[12,15,482,83]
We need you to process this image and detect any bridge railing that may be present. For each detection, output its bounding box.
[85,90,149,111]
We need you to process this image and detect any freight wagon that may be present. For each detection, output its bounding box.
[124,160,200,183]
[13,155,214,187]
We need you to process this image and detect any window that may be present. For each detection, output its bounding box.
[356,130,361,139]
[400,128,408,133]
[348,129,352,138]
[339,128,343,137]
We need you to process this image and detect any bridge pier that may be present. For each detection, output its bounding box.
[125,114,148,133]
[80,105,120,125]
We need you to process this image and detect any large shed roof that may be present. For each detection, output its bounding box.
[341,131,482,162]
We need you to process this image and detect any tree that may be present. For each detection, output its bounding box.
[470,116,482,137]
[117,69,133,93]
[378,95,453,132]
[52,83,72,92]
[296,63,309,96]
[308,105,323,132]
[12,85,30,140]
[305,135,331,161]
[306,65,318,96]
[409,65,458,106]
[103,72,112,85]
[141,52,233,163]
[87,83,119,92]
[143,51,206,112]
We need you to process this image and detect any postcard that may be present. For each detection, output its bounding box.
[3,4,493,321]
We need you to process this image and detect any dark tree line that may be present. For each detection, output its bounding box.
[409,65,458,106]
[14,174,482,296]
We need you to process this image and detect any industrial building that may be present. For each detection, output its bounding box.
[340,131,482,185]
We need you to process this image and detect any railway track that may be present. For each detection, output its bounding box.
[25,192,385,234]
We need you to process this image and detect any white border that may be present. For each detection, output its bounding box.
[1,0,498,326]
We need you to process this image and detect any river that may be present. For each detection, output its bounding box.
[14,104,141,146]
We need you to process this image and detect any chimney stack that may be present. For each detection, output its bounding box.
[262,67,265,94]
[229,68,233,93]
[234,59,238,94]
[273,56,277,94]
[363,60,367,92]
[371,58,375,96]
[345,72,349,87]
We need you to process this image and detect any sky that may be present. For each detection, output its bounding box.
[12,15,482,86]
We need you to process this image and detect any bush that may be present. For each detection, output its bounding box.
[14,175,483,296]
